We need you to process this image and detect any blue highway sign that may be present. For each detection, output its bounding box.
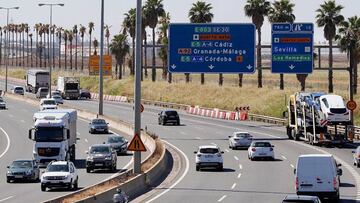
[271,23,314,74]
[169,23,255,73]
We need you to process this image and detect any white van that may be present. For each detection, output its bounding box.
[295,154,342,200]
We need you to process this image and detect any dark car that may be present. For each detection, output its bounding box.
[89,118,109,134]
[86,144,117,173]
[80,89,91,99]
[107,136,128,155]
[158,110,180,125]
[6,160,40,183]
[282,195,321,203]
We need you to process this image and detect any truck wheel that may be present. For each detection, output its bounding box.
[6,177,10,183]
[41,184,46,192]
[196,166,200,171]
[286,127,293,139]
[86,167,91,173]
[68,179,73,190]
[70,147,76,162]
[357,163,360,168]
[73,178,78,190]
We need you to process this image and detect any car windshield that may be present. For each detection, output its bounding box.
[165,111,178,116]
[253,142,271,147]
[40,89,48,93]
[235,133,250,138]
[11,161,32,169]
[43,100,56,105]
[52,96,61,99]
[34,127,64,142]
[108,136,125,144]
[47,164,69,172]
[92,119,106,124]
[14,87,23,91]
[199,148,219,154]
[90,146,110,154]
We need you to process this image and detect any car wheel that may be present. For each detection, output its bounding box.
[177,121,180,126]
[196,165,200,171]
[112,164,117,172]
[41,184,46,192]
[218,164,223,171]
[357,162,360,168]
[68,179,73,190]
[162,120,166,126]
[86,168,91,173]
[73,178,78,190]
[6,177,10,183]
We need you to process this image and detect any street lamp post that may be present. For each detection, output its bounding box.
[0,6,19,92]
[38,3,64,97]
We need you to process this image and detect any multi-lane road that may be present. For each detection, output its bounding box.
[1,80,360,203]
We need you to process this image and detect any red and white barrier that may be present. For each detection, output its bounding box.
[186,106,248,121]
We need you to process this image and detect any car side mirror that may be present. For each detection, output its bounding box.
[221,151,224,154]
[158,113,161,116]
[228,136,231,138]
[337,169,342,176]
[107,123,109,125]
[193,151,197,154]
[337,163,342,167]
[293,168,296,174]
[271,145,275,148]
[85,151,89,154]
[7,166,9,168]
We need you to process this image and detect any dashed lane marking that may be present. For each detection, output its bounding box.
[8,114,14,118]
[234,156,239,161]
[217,195,227,202]
[211,142,217,146]
[237,173,242,179]
[281,155,287,160]
[239,164,242,170]
[290,164,294,168]
[84,139,88,143]
[180,131,187,135]
[76,132,80,136]
[231,183,237,190]
[225,149,230,153]
[195,137,201,140]
[0,196,14,202]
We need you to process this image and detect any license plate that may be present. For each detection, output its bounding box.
[259,153,266,155]
[95,163,103,166]
[205,155,212,158]
[15,175,23,178]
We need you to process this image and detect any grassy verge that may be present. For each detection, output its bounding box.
[1,68,359,125]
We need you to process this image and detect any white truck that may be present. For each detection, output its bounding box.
[29,109,77,165]
[26,69,50,94]
[57,77,80,99]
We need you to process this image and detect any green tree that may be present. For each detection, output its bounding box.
[104,24,111,55]
[189,1,214,85]
[110,34,130,79]
[63,30,68,69]
[316,0,344,93]
[79,25,86,70]
[73,25,78,70]
[336,16,360,94]
[123,8,136,75]
[157,12,170,81]
[268,0,295,90]
[68,30,74,69]
[88,22,95,68]
[56,27,62,69]
[144,0,165,82]
[245,0,271,88]
[93,38,99,55]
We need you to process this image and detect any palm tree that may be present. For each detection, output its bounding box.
[51,25,56,68]
[0,27,2,66]
[110,34,130,79]
[316,0,344,93]
[336,16,360,94]
[73,25,78,70]
[268,0,295,90]
[244,0,271,83]
[15,24,19,66]
[34,23,41,67]
[63,30,68,69]
[44,24,50,67]
[142,8,149,79]
[158,12,170,81]
[144,0,165,82]
[10,24,15,66]
[68,30,74,69]
[104,25,111,55]
[79,25,86,71]
[123,8,136,75]
[93,38,99,55]
[25,24,30,67]
[29,33,33,67]
[188,1,214,85]
[88,22,95,68]
[38,25,44,68]
[56,27,62,69]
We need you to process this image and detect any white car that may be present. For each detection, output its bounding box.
[194,145,224,171]
[39,98,58,111]
[41,161,78,191]
[0,97,6,109]
[12,86,24,95]
[248,141,275,160]
[295,154,341,200]
[318,94,350,124]
[228,131,252,149]
[353,146,360,168]
[47,90,61,98]
[52,95,63,104]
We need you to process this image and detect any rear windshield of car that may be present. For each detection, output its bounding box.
[199,148,219,154]
[92,119,106,124]
[165,111,178,116]
[11,161,32,168]
[47,164,69,172]
[235,133,250,138]
[108,136,125,143]
[43,100,56,105]
[90,146,110,154]
[253,142,271,147]
[14,87,23,90]
[297,157,334,176]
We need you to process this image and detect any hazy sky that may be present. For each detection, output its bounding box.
[0,0,359,44]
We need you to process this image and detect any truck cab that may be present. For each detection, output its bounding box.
[29,109,77,166]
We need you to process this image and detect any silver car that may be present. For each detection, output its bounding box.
[353,146,360,168]
[0,97,6,109]
[107,136,128,155]
[52,95,63,104]
[228,132,253,149]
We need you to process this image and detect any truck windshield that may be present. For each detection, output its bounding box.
[35,127,64,142]
[66,83,79,90]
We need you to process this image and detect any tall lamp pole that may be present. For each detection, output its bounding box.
[38,3,64,97]
[0,6,19,92]
[99,0,104,115]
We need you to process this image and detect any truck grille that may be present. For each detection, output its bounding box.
[330,108,347,114]
[38,148,60,157]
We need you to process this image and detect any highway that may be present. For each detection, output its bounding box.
[0,95,148,203]
[1,79,360,203]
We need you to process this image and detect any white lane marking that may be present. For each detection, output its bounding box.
[231,183,237,190]
[0,196,14,202]
[84,139,88,143]
[281,155,287,160]
[217,195,227,202]
[20,120,25,123]
[290,164,294,168]
[239,164,242,170]
[237,173,242,179]
[234,156,239,161]
[0,127,11,159]
[76,132,80,136]
[195,137,201,140]
[180,131,187,135]
[145,140,189,203]
[225,149,230,153]
[211,142,217,146]
[8,114,14,118]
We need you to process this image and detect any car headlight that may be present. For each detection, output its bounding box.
[6,171,12,175]
[105,156,112,160]
[26,170,32,175]
[43,176,49,180]
[87,156,93,162]
[33,150,38,156]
